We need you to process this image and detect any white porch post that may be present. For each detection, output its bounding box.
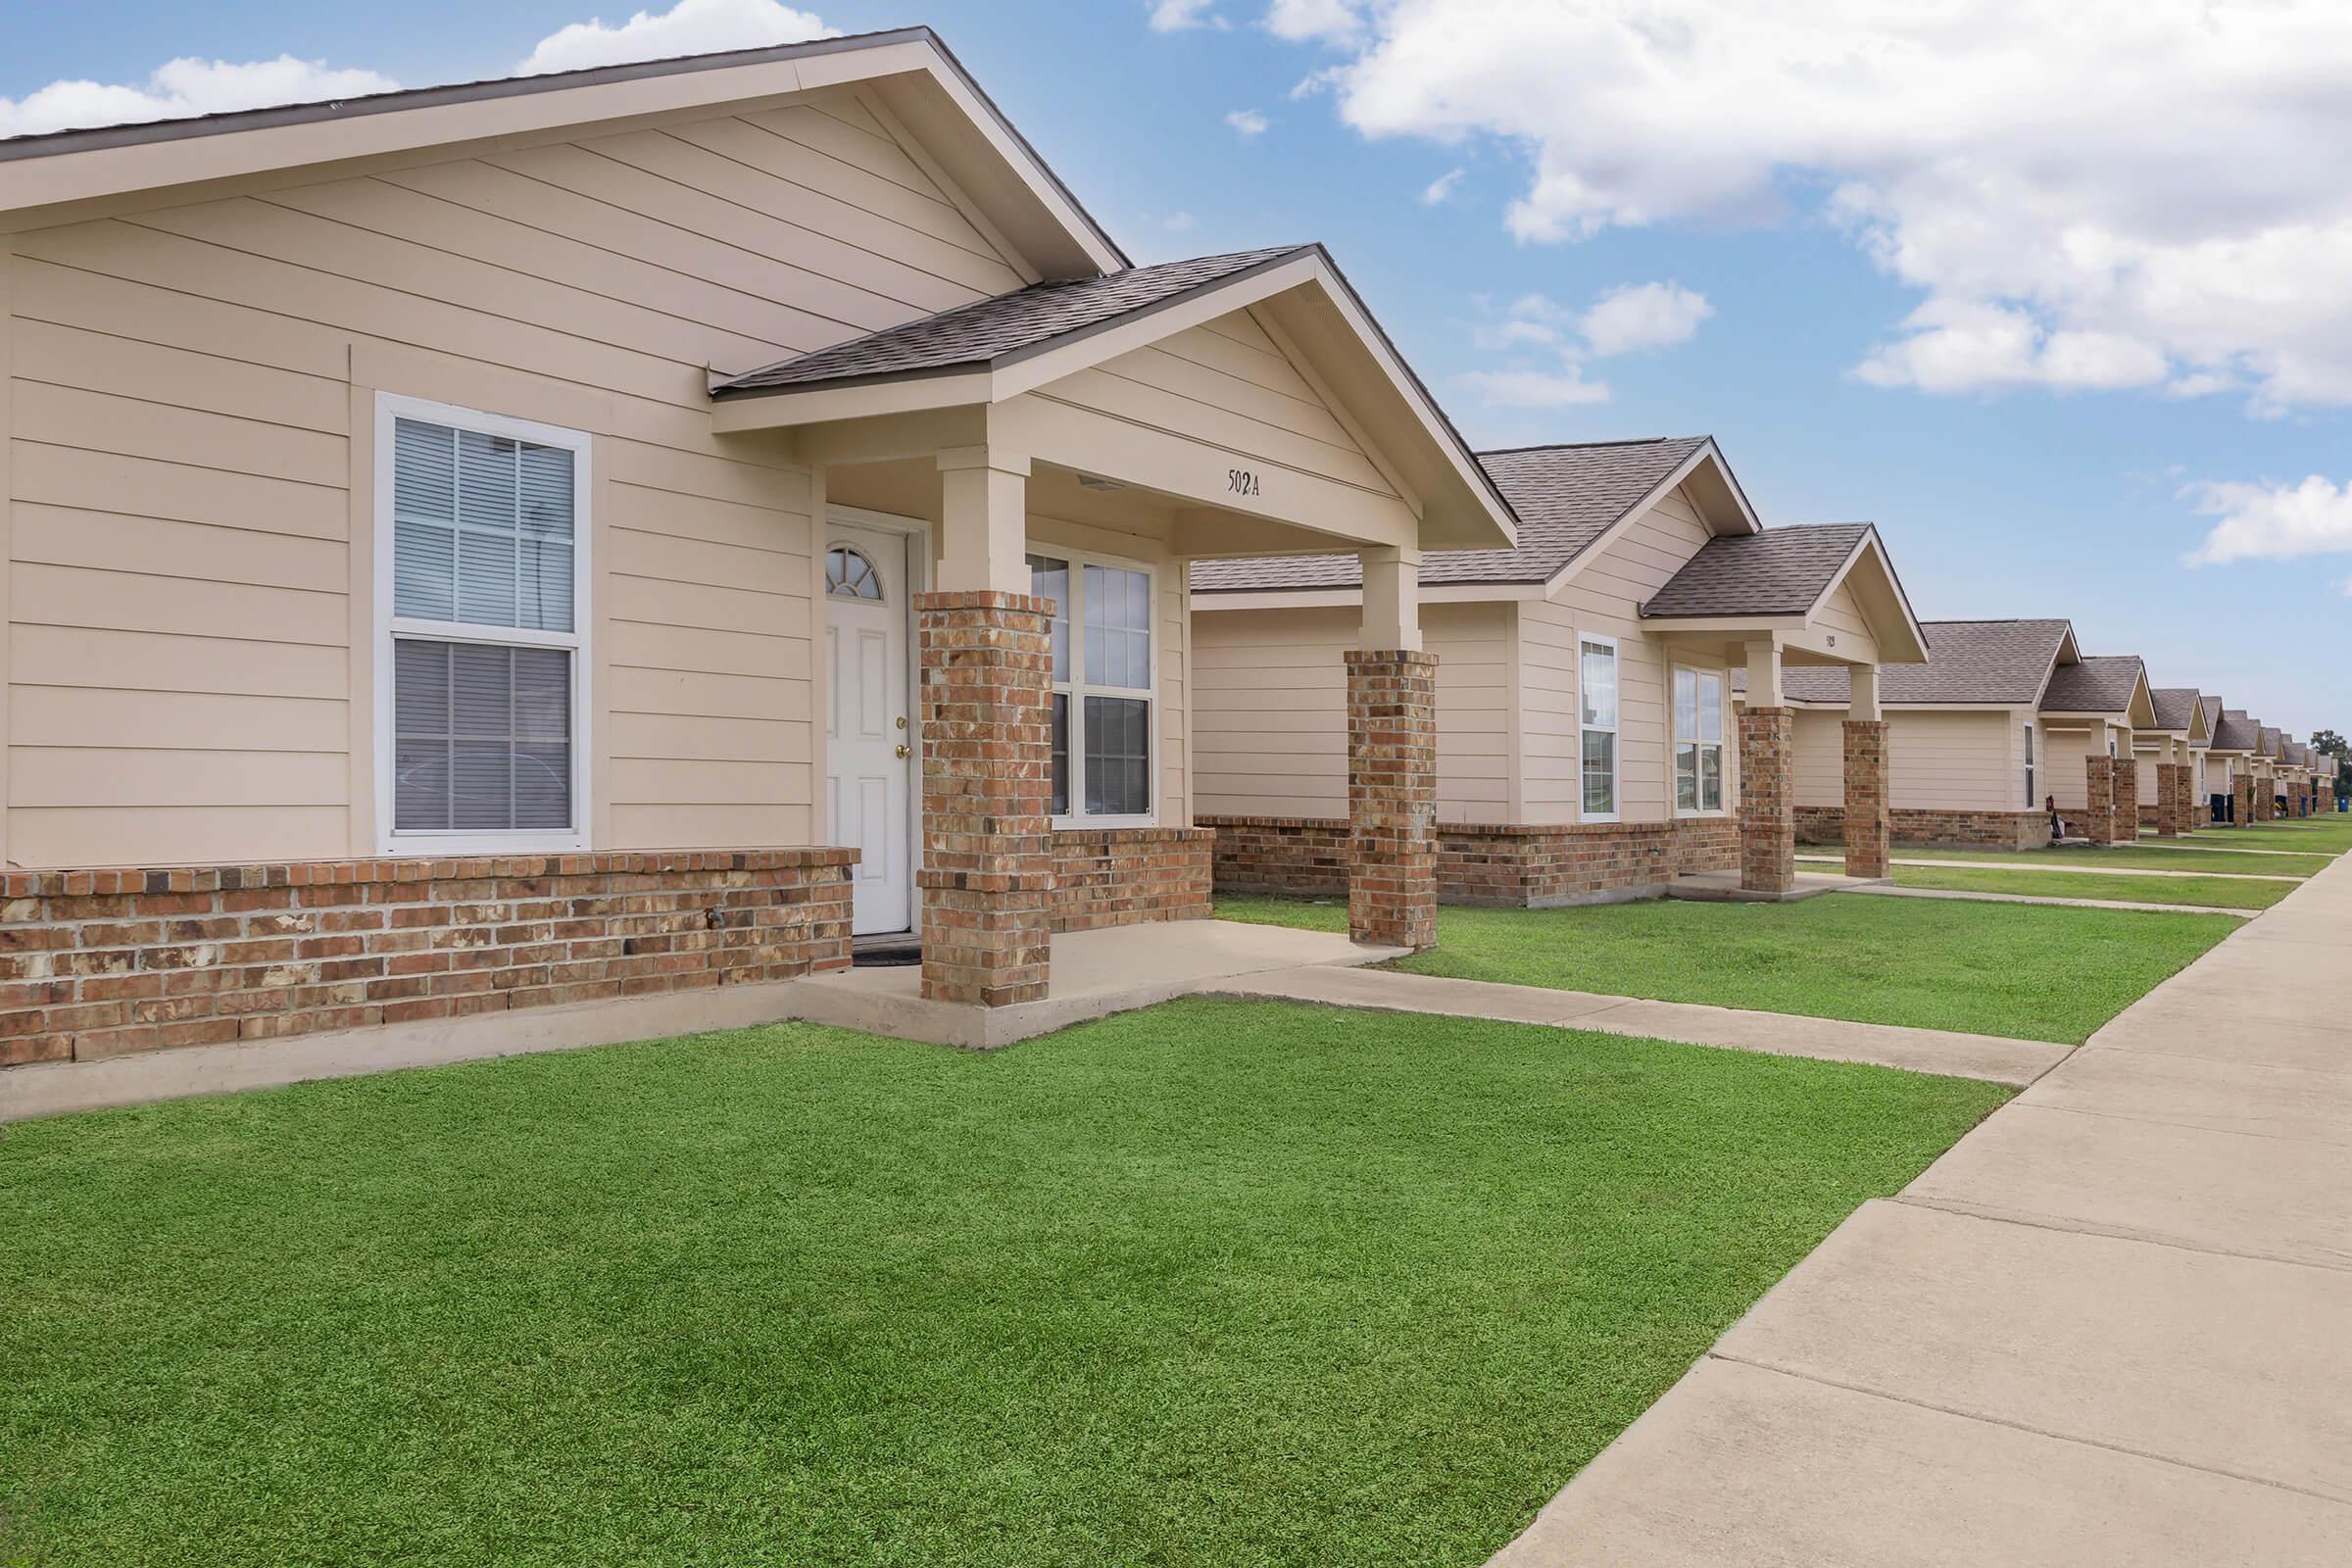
[1348,545,1437,951]
[916,444,1053,1006]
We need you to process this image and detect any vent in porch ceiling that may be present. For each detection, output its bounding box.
[1075,473,1126,493]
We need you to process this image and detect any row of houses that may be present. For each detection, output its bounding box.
[0,27,2334,1077]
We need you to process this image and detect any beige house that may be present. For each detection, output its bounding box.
[2135,687,2212,834]
[0,28,1528,1071]
[2206,706,2264,823]
[1190,437,1929,904]
[2035,655,2160,843]
[1768,619,2078,851]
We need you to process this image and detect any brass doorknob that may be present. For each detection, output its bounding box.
[895,744,911,760]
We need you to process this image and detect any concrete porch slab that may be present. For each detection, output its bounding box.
[1662,867,1886,903]
[786,920,1404,1049]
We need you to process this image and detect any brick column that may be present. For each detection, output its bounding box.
[2254,768,2275,821]
[2234,771,2255,826]
[1842,719,1890,878]
[2153,761,2180,837]
[1347,650,1438,951]
[914,590,1054,1007]
[2109,757,2138,845]
[2082,756,2116,845]
[1740,706,1796,894]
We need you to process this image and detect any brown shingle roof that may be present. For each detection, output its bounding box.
[2149,686,2202,732]
[2040,655,2146,715]
[2213,710,2263,752]
[2197,694,2224,748]
[1641,523,1873,618]
[714,247,1304,394]
[1774,618,2072,706]
[1190,435,1714,592]
[2261,725,2283,755]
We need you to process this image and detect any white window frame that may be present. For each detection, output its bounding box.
[372,392,594,857]
[1671,663,1728,817]
[1578,633,1622,824]
[1028,544,1158,830]
[2023,721,2035,808]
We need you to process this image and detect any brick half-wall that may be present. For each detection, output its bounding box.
[0,852,854,1069]
[1200,815,1738,907]
[1049,827,1214,933]
[1794,806,2045,853]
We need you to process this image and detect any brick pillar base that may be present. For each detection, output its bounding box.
[2255,772,2276,821]
[2153,761,2180,836]
[2180,765,2199,831]
[1347,649,1438,951]
[2235,772,2255,826]
[1740,706,1796,894]
[2109,757,2138,845]
[2083,756,2116,845]
[915,591,1054,1007]
[1842,719,1890,878]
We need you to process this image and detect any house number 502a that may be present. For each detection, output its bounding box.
[1227,468,1261,497]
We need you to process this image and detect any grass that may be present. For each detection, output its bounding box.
[0,1002,2009,1568]
[1215,894,2235,1044]
[1887,863,2290,911]
[2173,819,2352,854]
[1883,843,2328,877]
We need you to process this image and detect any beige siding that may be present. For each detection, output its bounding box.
[1808,578,1880,668]
[4,96,1022,866]
[1193,601,1513,824]
[2043,725,2108,813]
[1793,706,2022,811]
[1036,309,1403,505]
[1519,489,1720,825]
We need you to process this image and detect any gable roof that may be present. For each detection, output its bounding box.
[2214,710,2264,752]
[1641,522,1875,618]
[2198,694,2225,748]
[2040,655,2149,718]
[0,29,1126,277]
[1778,618,2074,707]
[1190,435,1729,592]
[715,247,1298,393]
[2149,686,2203,734]
[2261,724,2283,757]
[2284,741,2311,766]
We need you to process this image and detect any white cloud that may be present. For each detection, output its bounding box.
[2184,476,2352,565]
[1280,0,2352,409]
[1264,0,1364,44]
[1150,0,1229,30]
[519,0,835,75]
[1225,108,1269,138]
[1577,281,1714,357]
[1422,167,1466,205]
[1456,367,1611,408]
[0,56,399,139]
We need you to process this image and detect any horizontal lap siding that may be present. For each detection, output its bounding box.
[1799,708,2019,811]
[1521,491,1723,826]
[2044,725,2099,812]
[1193,602,1512,823]
[4,95,1018,867]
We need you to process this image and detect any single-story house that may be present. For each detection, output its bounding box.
[1761,618,2078,852]
[2259,725,2287,819]
[2209,707,2266,823]
[1188,436,1930,905]
[0,27,1526,1071]
[2035,655,2159,845]
[2280,741,2315,816]
[2135,687,2211,835]
[2198,696,2244,824]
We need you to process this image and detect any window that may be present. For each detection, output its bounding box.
[1580,636,1619,819]
[824,546,884,601]
[2024,722,2035,808]
[377,396,589,853]
[1673,667,1725,813]
[1026,550,1154,823]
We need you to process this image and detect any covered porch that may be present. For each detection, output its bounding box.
[710,246,1516,1009]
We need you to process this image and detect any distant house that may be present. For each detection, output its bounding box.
[2200,698,2259,824]
[1191,437,1929,904]
[2137,687,2212,834]
[2035,655,2160,843]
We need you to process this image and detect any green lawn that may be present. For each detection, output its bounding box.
[0,1002,2008,1568]
[1216,894,2235,1044]
[1886,843,2327,877]
[1889,863,2289,911]
[2171,820,2352,854]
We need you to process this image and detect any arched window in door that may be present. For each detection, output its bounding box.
[825,545,884,602]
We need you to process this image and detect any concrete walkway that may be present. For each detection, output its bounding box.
[1209,965,2064,1086]
[1843,882,2259,918]
[1795,852,2302,882]
[1489,848,2352,1563]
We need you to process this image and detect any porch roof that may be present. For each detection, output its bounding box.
[2040,655,2158,729]
[1640,521,1930,665]
[2147,686,2211,742]
[2214,710,2265,754]
[1772,617,2077,708]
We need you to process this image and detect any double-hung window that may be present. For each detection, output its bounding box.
[2023,722,2035,807]
[1025,549,1154,824]
[1580,636,1620,819]
[377,396,590,854]
[1673,666,1726,813]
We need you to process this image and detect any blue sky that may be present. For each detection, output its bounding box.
[7,0,2348,735]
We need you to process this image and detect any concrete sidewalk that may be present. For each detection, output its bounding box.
[1491,852,2352,1563]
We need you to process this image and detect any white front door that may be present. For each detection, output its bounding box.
[824,522,914,935]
